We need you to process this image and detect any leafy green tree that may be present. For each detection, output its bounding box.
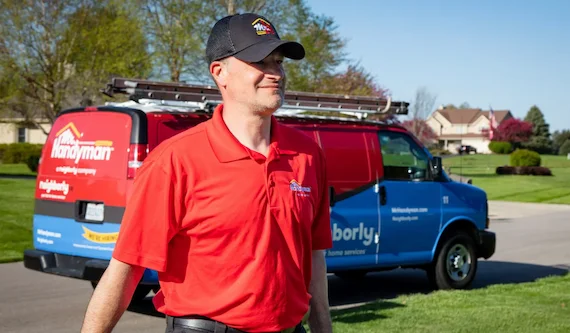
[559,140,570,156]
[0,0,152,130]
[524,105,550,138]
[136,0,386,99]
[523,105,552,154]
[65,0,152,106]
[552,130,570,155]
[138,0,295,83]
[0,0,93,132]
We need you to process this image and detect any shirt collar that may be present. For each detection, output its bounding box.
[206,104,297,163]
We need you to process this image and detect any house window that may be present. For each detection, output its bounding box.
[17,127,26,143]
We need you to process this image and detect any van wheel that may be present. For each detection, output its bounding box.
[427,231,477,290]
[90,281,152,302]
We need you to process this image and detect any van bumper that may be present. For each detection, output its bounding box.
[477,230,496,259]
[23,249,109,281]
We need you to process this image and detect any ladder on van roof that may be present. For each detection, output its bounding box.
[101,77,409,119]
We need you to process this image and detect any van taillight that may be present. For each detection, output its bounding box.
[127,144,148,179]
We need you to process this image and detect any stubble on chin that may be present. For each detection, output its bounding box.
[252,90,284,116]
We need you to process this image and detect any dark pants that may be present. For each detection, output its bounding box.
[165,316,306,333]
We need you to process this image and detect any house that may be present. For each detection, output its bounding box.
[0,114,51,145]
[426,107,513,154]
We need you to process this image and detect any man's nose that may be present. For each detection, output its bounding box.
[265,62,284,79]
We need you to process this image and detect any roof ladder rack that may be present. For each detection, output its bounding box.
[102,77,409,118]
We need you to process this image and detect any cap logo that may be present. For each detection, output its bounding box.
[252,18,275,36]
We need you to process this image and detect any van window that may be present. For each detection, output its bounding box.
[317,129,372,183]
[378,131,430,181]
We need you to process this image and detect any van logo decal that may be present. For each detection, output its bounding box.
[81,226,119,244]
[51,122,114,164]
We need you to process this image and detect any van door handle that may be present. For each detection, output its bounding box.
[379,186,387,206]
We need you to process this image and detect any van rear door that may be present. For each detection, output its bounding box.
[33,106,146,260]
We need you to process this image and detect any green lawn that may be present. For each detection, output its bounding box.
[1,169,569,331]
[325,274,570,333]
[0,178,35,263]
[0,163,36,176]
[443,154,570,204]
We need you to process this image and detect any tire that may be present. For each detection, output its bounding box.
[90,281,152,302]
[427,231,477,290]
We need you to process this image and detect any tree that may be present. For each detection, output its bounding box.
[552,130,570,155]
[523,105,552,154]
[403,87,437,142]
[318,62,389,98]
[282,2,347,93]
[138,0,207,82]
[138,0,298,83]
[400,119,437,146]
[493,118,533,147]
[0,0,93,133]
[0,0,150,131]
[65,0,152,106]
[559,140,570,156]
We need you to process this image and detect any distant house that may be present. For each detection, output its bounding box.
[0,114,51,145]
[426,107,513,154]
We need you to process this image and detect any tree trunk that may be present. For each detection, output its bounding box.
[227,0,235,14]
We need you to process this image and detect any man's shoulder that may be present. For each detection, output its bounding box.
[144,121,209,166]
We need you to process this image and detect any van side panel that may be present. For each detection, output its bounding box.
[33,111,133,260]
[306,127,384,270]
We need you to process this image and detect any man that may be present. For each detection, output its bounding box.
[80,13,333,333]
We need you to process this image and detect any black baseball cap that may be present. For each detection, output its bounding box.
[206,13,305,64]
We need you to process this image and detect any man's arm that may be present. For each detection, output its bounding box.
[80,258,146,333]
[308,250,333,333]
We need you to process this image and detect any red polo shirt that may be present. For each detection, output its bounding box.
[112,104,333,332]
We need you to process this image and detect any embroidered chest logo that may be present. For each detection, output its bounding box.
[290,179,311,197]
[252,18,275,36]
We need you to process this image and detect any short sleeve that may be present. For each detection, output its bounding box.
[112,156,185,272]
[311,147,333,250]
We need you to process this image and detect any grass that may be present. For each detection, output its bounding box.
[1,167,569,331]
[324,274,570,333]
[0,178,36,263]
[0,163,36,176]
[443,154,570,204]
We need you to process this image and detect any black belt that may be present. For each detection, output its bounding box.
[166,315,300,333]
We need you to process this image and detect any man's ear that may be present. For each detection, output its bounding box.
[210,60,228,88]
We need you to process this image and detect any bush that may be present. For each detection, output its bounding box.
[559,140,570,156]
[26,154,41,172]
[510,149,541,167]
[2,143,43,164]
[488,141,513,154]
[430,148,451,156]
[496,166,552,176]
[0,143,8,162]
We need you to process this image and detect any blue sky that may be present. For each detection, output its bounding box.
[306,0,569,132]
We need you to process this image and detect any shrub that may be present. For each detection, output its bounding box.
[0,143,8,162]
[510,149,541,167]
[2,143,44,164]
[559,140,570,156]
[488,141,513,154]
[430,148,451,156]
[26,154,41,172]
[496,166,552,176]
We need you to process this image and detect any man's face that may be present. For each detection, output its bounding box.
[222,50,286,115]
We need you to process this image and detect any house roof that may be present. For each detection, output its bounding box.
[435,108,511,124]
